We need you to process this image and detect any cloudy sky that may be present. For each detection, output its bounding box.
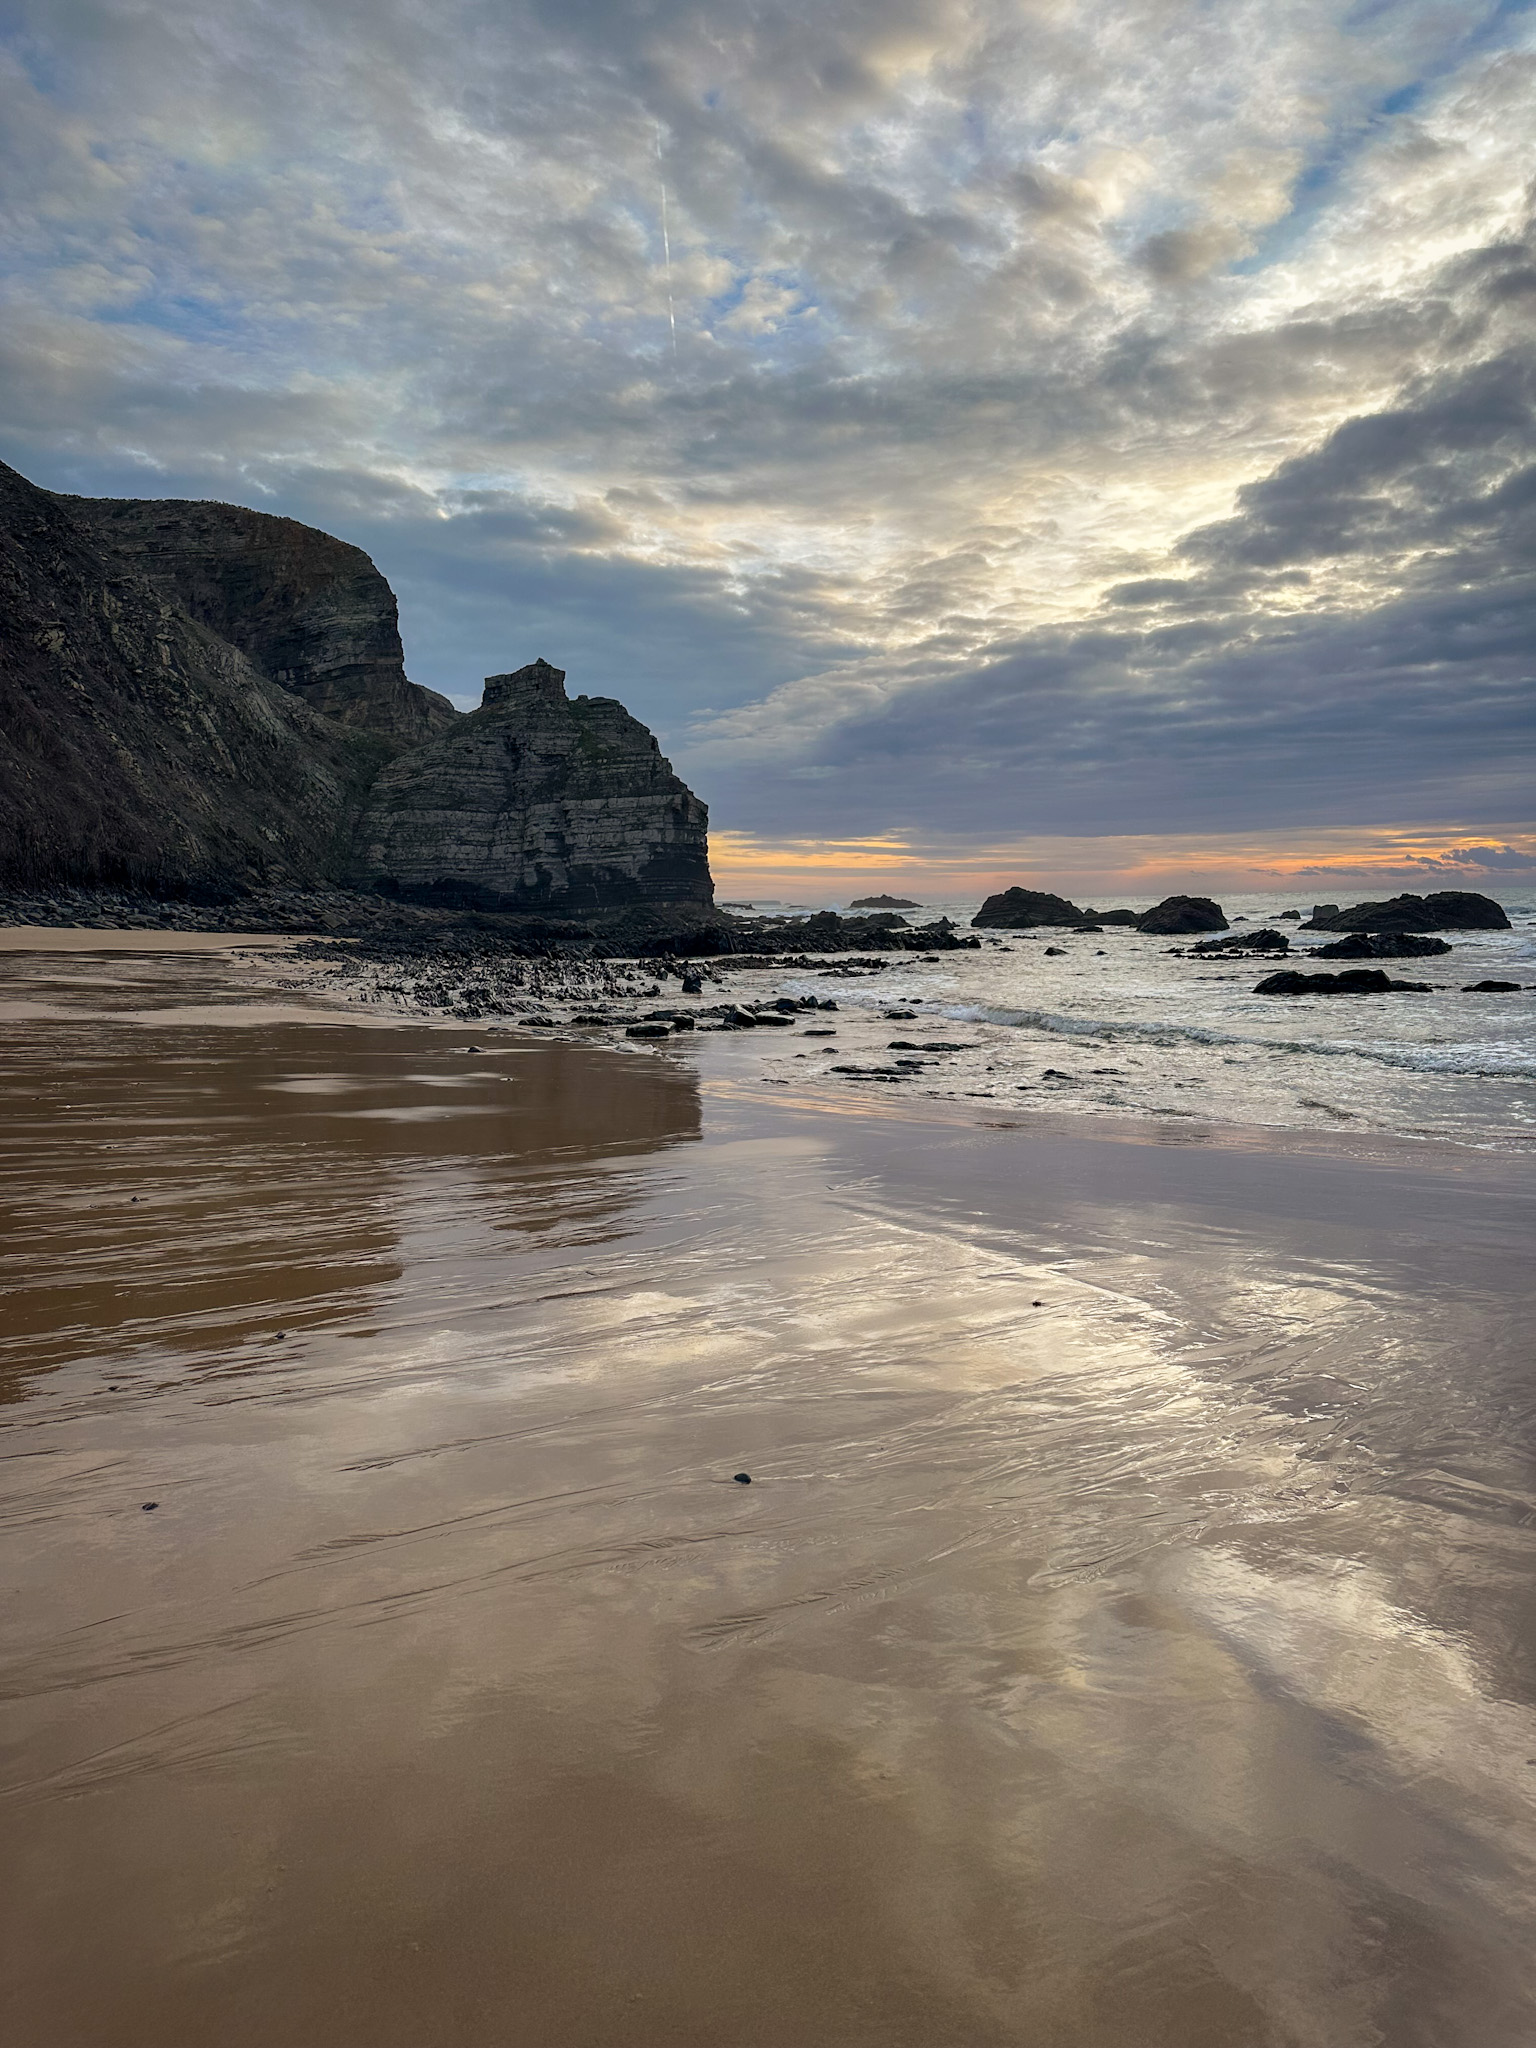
[2,0,1533,897]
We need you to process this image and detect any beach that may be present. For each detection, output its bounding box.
[4,936,1535,2047]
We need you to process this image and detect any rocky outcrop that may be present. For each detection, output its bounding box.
[1138,895,1228,934]
[1313,932,1452,959]
[1255,968,1432,995]
[972,888,1087,928]
[850,894,921,909]
[1191,929,1288,954]
[69,494,456,748]
[0,458,376,893]
[1302,892,1509,933]
[356,660,713,912]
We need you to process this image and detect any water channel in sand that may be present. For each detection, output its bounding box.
[3,943,1535,2046]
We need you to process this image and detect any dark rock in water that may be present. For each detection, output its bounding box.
[1302,891,1509,933]
[1138,895,1228,935]
[850,894,921,908]
[1191,929,1288,954]
[1081,908,1140,926]
[1462,979,1523,993]
[141,1502,158,1511]
[1255,969,1433,995]
[733,1473,752,1484]
[1314,932,1452,959]
[680,973,704,994]
[1278,910,1301,920]
[625,1022,670,1038]
[972,887,1085,928]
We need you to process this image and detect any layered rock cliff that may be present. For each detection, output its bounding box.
[69,494,456,747]
[0,458,374,892]
[1,460,713,912]
[357,659,714,911]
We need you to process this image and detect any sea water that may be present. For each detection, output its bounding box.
[765,891,1536,1151]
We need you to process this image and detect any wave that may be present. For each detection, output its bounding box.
[915,1001,1536,1082]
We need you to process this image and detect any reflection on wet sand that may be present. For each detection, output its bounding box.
[2,948,1535,2048]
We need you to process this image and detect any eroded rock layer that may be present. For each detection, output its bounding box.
[357,660,714,911]
[69,495,456,747]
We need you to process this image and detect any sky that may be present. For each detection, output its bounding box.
[2,0,1533,901]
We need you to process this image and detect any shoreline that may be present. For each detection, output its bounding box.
[3,943,1535,2044]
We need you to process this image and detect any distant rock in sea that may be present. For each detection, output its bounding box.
[1137,895,1228,935]
[1313,932,1453,959]
[972,887,1087,928]
[1191,929,1288,954]
[1255,968,1433,995]
[357,659,713,912]
[1302,892,1509,933]
[850,894,921,909]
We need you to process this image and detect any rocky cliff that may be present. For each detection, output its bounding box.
[1,461,713,912]
[0,458,377,892]
[69,494,456,747]
[357,659,714,911]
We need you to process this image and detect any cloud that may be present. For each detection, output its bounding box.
[0,0,1532,846]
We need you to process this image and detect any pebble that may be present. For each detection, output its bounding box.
[733,1472,752,1485]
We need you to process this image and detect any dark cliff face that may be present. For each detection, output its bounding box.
[0,458,385,893]
[357,659,715,911]
[1,462,714,909]
[67,495,457,747]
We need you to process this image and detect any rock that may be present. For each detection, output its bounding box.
[1081,908,1140,926]
[625,1022,671,1038]
[1137,895,1228,935]
[972,887,1085,928]
[0,457,386,893]
[1313,932,1453,959]
[1301,891,1510,933]
[1462,979,1523,993]
[1191,929,1289,954]
[1278,910,1301,920]
[733,1473,752,1484]
[1044,945,1066,955]
[849,894,921,908]
[1255,969,1433,995]
[71,491,456,746]
[357,660,713,913]
[680,973,703,994]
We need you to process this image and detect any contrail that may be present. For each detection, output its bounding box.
[656,127,678,359]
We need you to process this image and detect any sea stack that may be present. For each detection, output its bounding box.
[356,659,714,912]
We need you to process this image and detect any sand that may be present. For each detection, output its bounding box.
[3,942,1535,2047]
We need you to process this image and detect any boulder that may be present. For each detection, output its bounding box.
[1462,980,1523,993]
[850,894,921,909]
[1302,891,1509,933]
[972,887,1084,928]
[1313,932,1452,959]
[1082,908,1141,926]
[1255,969,1433,995]
[1191,929,1288,954]
[356,660,714,913]
[1138,895,1228,935]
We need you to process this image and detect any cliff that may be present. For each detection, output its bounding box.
[0,459,376,893]
[357,659,714,911]
[68,494,456,747]
[0,461,713,912]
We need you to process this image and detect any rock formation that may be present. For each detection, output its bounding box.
[0,458,373,893]
[1255,968,1433,995]
[1191,929,1288,954]
[850,894,921,909]
[1302,892,1509,932]
[70,494,456,748]
[1313,932,1452,959]
[1,459,714,914]
[356,660,714,912]
[972,888,1088,928]
[1138,895,1228,934]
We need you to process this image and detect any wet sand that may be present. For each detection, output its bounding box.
[3,945,1535,2047]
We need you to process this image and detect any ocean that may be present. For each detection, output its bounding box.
[751,890,1536,1152]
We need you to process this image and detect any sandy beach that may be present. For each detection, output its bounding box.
[3,938,1535,2047]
